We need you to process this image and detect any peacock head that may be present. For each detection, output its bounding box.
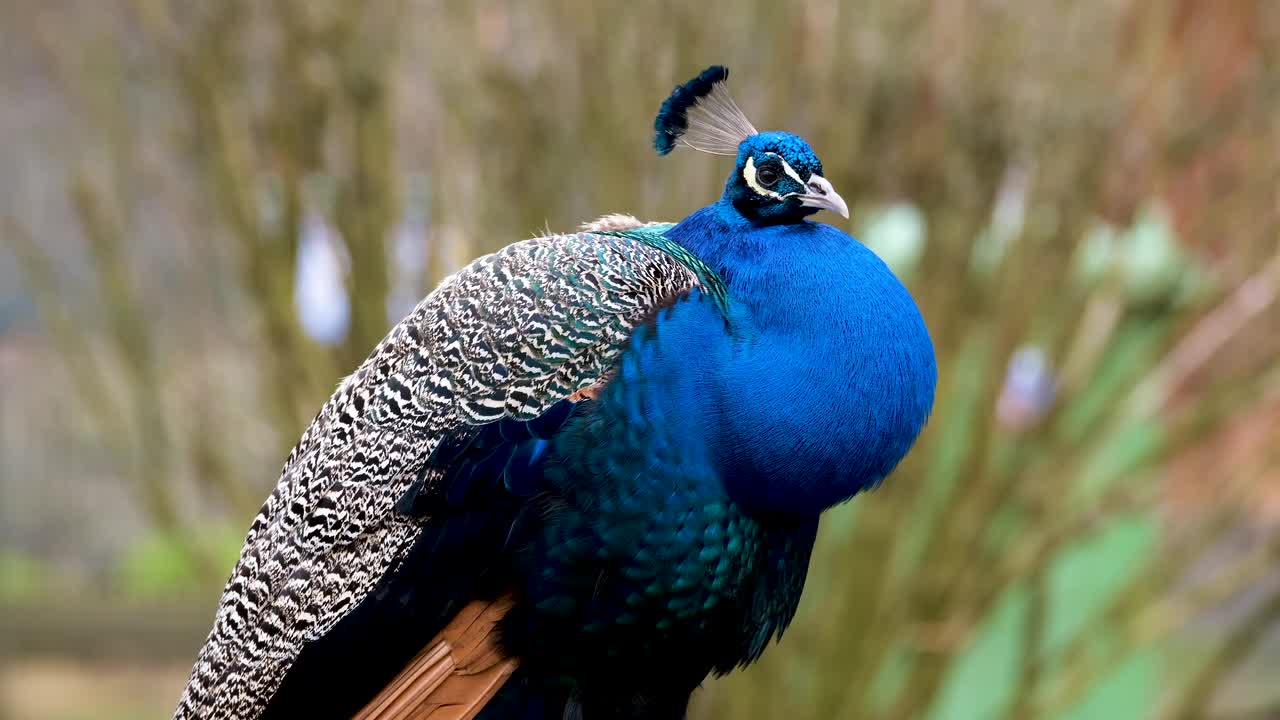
[653,66,849,224]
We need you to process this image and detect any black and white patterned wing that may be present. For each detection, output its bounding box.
[174,222,707,720]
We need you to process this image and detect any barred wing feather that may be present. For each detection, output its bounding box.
[175,221,705,720]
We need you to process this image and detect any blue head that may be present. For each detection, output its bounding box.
[654,66,849,226]
[724,132,848,224]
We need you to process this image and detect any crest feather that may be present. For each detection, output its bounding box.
[653,66,757,156]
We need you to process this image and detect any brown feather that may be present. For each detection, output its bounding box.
[353,596,517,720]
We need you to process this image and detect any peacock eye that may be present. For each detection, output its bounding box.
[756,166,780,187]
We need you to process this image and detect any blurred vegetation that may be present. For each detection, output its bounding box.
[2,1,1280,719]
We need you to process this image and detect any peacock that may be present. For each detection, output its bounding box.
[174,65,937,720]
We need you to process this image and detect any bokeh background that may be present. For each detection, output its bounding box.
[2,1,1279,718]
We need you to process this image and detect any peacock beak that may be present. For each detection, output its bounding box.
[797,175,850,219]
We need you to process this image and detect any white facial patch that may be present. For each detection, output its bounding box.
[770,152,807,184]
[743,152,807,200]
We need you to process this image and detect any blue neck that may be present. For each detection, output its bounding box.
[663,200,937,516]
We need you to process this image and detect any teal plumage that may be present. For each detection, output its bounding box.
[175,66,935,720]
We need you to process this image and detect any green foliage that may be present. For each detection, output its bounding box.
[860,203,927,277]
[0,550,51,602]
[929,583,1029,720]
[113,526,245,601]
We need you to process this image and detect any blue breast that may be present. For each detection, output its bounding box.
[665,201,938,515]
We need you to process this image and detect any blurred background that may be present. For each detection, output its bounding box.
[2,1,1279,718]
